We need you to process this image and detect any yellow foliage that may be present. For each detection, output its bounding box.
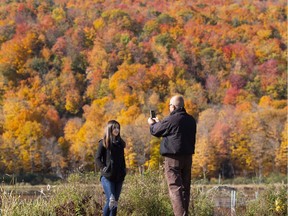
[121,94,134,107]
[221,80,231,89]
[124,137,138,169]
[113,85,131,102]
[83,27,96,44]
[58,136,65,146]
[118,105,141,125]
[176,78,187,91]
[256,29,272,40]
[77,123,96,156]
[193,136,218,178]
[109,63,145,107]
[92,96,110,108]
[64,118,82,143]
[235,89,249,104]
[16,121,43,144]
[93,18,105,30]
[52,7,66,22]
[230,132,254,172]
[170,26,184,40]
[275,122,288,173]
[275,197,285,213]
[184,100,198,117]
[259,95,272,107]
[0,32,38,73]
[125,152,137,169]
[257,13,265,21]
[3,99,29,131]
[143,20,159,35]
[65,90,81,114]
[144,137,161,170]
[254,39,282,61]
[83,100,107,125]
[87,40,109,72]
[271,100,287,109]
[109,63,143,90]
[68,123,95,161]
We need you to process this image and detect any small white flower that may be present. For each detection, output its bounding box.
[47,184,51,191]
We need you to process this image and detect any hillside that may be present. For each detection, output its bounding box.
[0,0,286,179]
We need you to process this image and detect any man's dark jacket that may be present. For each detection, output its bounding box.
[150,107,197,156]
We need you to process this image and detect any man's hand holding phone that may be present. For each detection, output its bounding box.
[150,110,156,118]
[148,110,159,125]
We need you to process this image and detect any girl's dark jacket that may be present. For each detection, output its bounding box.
[95,138,126,182]
[150,107,197,156]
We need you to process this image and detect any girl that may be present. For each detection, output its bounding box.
[95,120,126,216]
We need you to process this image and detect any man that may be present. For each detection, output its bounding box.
[148,95,197,216]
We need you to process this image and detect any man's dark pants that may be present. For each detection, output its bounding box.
[164,155,192,216]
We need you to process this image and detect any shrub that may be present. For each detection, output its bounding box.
[0,173,103,216]
[245,184,287,216]
[118,171,173,216]
[264,173,287,184]
[190,186,216,216]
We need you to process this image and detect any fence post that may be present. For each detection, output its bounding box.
[231,189,236,216]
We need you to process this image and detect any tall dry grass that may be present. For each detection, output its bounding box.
[0,172,286,216]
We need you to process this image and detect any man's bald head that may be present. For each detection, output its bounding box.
[170,95,184,108]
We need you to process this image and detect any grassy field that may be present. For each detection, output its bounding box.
[0,172,287,216]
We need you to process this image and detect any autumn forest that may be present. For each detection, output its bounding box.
[0,0,286,180]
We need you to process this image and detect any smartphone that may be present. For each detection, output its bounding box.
[150,110,156,118]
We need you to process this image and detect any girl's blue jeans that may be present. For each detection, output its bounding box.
[100,176,123,216]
